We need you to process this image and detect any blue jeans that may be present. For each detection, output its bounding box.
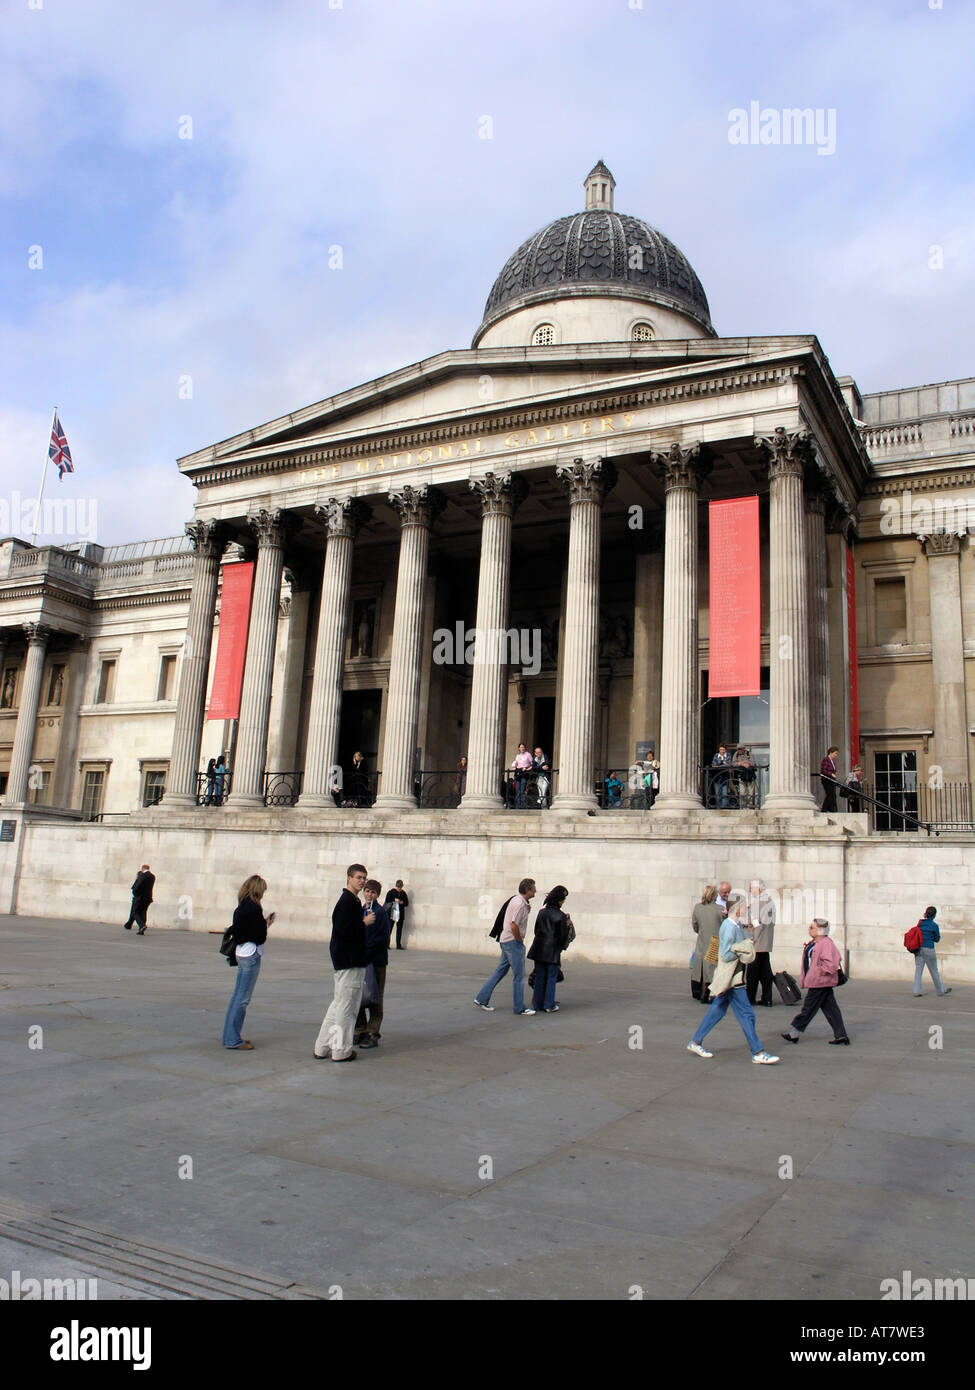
[476,940,528,1012]
[532,961,558,1011]
[222,953,261,1046]
[914,947,947,994]
[514,774,528,808]
[692,985,763,1054]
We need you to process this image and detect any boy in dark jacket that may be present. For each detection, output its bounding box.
[313,864,369,1062]
[355,880,391,1048]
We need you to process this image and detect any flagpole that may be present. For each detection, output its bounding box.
[31,406,57,547]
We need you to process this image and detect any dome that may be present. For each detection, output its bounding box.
[474,163,713,346]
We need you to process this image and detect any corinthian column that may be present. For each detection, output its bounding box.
[651,443,710,811]
[7,622,51,804]
[921,531,970,783]
[552,458,616,812]
[758,427,817,811]
[298,497,372,806]
[374,485,445,810]
[166,519,228,806]
[805,479,832,776]
[232,509,294,807]
[460,471,528,811]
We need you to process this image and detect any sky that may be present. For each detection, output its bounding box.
[1,0,973,546]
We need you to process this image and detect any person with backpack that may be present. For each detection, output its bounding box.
[474,878,536,1015]
[780,918,850,1046]
[222,875,275,1050]
[527,885,573,1012]
[910,905,952,997]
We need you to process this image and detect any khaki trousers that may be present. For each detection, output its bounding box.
[314,967,365,1060]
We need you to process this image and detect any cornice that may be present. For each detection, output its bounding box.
[190,362,808,489]
[865,470,975,497]
[94,589,192,613]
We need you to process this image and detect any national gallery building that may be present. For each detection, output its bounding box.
[2,165,973,979]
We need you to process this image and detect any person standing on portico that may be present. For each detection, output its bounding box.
[820,745,839,813]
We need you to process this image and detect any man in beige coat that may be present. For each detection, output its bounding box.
[745,878,776,1007]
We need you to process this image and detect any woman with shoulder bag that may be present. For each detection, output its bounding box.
[528,885,573,1013]
[687,900,779,1064]
[222,875,275,1051]
[691,885,723,1003]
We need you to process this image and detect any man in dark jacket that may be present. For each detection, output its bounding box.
[313,864,369,1062]
[820,746,839,812]
[123,864,155,935]
[355,879,391,1049]
[384,880,409,950]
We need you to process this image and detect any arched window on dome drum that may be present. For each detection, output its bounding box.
[631,322,655,342]
[531,324,556,346]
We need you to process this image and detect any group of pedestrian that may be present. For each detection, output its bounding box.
[709,745,758,807]
[506,745,552,808]
[820,745,863,813]
[473,877,574,1014]
[203,756,229,805]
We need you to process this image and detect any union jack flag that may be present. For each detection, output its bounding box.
[49,412,74,478]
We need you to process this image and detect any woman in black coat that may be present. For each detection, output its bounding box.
[528,885,573,1013]
[222,875,275,1050]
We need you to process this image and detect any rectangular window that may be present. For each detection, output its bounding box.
[873,750,918,832]
[81,770,105,820]
[27,769,52,806]
[96,659,117,704]
[157,654,177,702]
[874,577,907,645]
[46,663,66,707]
[142,769,167,806]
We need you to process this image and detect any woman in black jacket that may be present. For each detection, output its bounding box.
[528,885,573,1013]
[222,875,275,1050]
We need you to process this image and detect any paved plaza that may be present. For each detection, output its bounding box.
[0,915,972,1302]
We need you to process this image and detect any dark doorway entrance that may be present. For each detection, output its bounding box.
[338,689,382,785]
[533,696,556,759]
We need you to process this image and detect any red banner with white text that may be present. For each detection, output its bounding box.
[708,497,761,698]
[207,562,254,721]
[846,544,859,769]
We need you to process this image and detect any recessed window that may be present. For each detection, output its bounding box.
[27,767,52,806]
[631,322,654,342]
[875,577,908,644]
[157,654,177,701]
[81,768,106,820]
[531,324,555,346]
[96,659,117,704]
[143,768,167,807]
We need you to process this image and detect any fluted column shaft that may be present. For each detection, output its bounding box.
[375,486,444,809]
[7,623,51,804]
[461,473,526,810]
[299,498,371,805]
[553,459,616,811]
[805,491,831,775]
[922,532,970,783]
[166,520,227,805]
[759,428,817,810]
[652,445,709,811]
[232,510,290,806]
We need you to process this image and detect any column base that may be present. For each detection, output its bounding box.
[372,795,419,813]
[230,794,266,809]
[650,793,703,814]
[295,792,338,810]
[762,792,819,814]
[458,794,503,813]
[551,794,598,813]
[161,794,198,810]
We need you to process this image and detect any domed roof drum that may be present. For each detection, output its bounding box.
[477,165,713,340]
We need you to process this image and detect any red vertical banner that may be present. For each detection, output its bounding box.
[846,544,859,769]
[207,562,254,720]
[708,497,761,698]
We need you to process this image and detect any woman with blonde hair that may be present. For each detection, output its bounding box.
[691,885,723,1003]
[222,875,275,1050]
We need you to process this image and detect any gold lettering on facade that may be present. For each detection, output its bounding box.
[457,441,470,457]
[543,426,553,441]
[580,420,592,436]
[600,417,615,432]
[356,460,370,473]
[505,433,520,447]
[331,465,341,479]
[623,413,634,426]
[437,445,452,459]
[417,448,432,463]
[525,429,538,445]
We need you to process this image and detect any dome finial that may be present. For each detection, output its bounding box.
[584,160,615,211]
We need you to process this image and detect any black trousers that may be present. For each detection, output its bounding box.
[791,986,847,1039]
[746,951,774,1004]
[821,777,838,812]
[124,898,148,932]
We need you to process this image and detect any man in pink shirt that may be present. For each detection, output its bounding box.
[474,878,537,1015]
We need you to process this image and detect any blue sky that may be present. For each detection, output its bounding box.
[2,0,973,545]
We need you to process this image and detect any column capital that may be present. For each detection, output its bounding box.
[23,621,51,649]
[185,518,230,559]
[825,499,857,543]
[246,508,298,549]
[921,529,963,557]
[314,496,372,541]
[470,470,528,517]
[755,426,814,480]
[555,457,617,505]
[387,484,446,529]
[650,442,711,492]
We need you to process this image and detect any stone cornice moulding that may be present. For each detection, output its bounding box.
[866,471,975,497]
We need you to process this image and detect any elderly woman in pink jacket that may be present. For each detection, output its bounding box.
[780,918,850,1046]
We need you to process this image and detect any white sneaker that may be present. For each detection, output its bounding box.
[473,999,495,1011]
[519,1008,536,1016]
[752,1051,780,1065]
[687,1041,713,1058]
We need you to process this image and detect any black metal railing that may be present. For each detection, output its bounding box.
[594,768,655,810]
[502,767,556,809]
[263,771,304,807]
[415,769,466,808]
[701,763,768,809]
[815,773,932,834]
[196,771,232,806]
[330,771,376,808]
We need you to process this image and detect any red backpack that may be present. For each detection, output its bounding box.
[904,922,923,954]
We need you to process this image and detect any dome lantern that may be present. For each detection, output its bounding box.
[584,160,615,212]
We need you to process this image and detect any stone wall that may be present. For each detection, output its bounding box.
[1,809,970,984]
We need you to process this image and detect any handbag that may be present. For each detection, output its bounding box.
[836,966,847,987]
[704,935,720,966]
[219,928,237,967]
[361,964,379,1009]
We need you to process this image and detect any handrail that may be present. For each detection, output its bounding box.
[817,773,933,836]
